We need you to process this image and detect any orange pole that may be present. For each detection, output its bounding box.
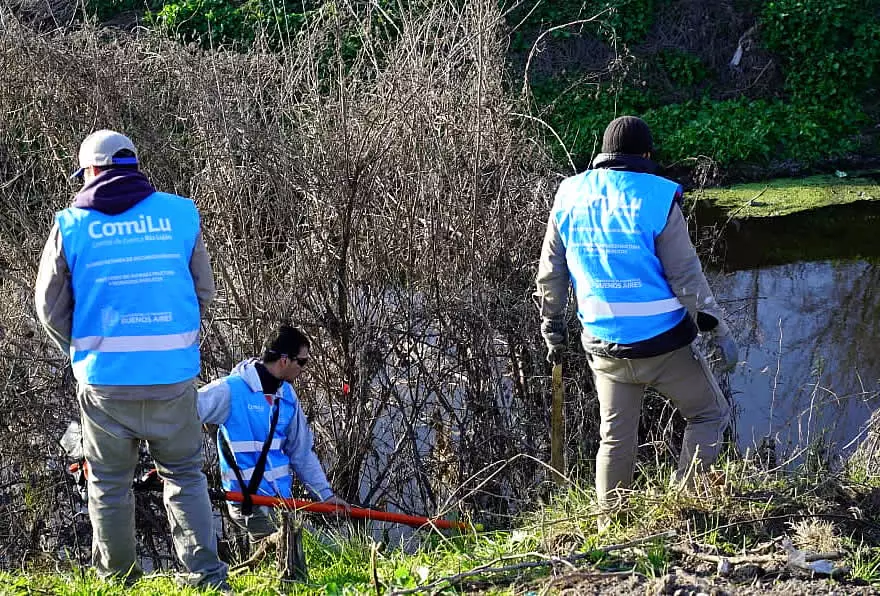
[224,491,473,530]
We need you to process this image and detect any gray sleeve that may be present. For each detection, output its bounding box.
[283,398,334,501]
[189,230,216,315]
[196,378,231,426]
[34,221,73,356]
[656,203,726,332]
[534,209,571,347]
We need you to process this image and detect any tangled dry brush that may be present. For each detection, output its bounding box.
[0,0,615,567]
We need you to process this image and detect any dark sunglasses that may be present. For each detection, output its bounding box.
[267,349,309,366]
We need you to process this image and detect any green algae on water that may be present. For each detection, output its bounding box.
[688,173,880,218]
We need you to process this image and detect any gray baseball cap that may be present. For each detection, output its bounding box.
[71,129,138,179]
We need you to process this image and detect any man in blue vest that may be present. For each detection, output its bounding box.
[35,130,229,589]
[535,116,738,513]
[198,324,348,542]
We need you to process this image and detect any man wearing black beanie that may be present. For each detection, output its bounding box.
[534,116,738,524]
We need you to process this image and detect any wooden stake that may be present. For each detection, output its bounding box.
[550,362,565,485]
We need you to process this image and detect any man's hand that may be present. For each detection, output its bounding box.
[323,494,351,513]
[546,344,564,366]
[710,324,739,373]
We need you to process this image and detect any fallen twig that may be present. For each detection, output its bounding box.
[389,530,677,594]
[671,543,844,566]
[670,545,778,565]
[594,530,677,554]
[229,531,281,576]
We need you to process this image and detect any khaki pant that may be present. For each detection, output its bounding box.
[226,503,278,542]
[589,343,730,504]
[78,384,228,587]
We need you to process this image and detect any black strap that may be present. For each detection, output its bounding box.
[247,398,281,501]
[218,396,281,516]
[218,432,252,514]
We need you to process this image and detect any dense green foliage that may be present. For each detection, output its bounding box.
[524,0,878,168]
[80,0,880,171]
[530,82,863,166]
[148,0,317,49]
[85,0,404,50]
[654,48,709,88]
[760,0,880,101]
[508,0,659,50]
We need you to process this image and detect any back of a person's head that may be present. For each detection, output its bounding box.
[72,129,140,179]
[601,116,654,155]
[262,324,310,362]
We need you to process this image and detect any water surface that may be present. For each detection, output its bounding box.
[695,199,880,463]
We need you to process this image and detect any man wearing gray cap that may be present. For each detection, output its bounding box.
[534,116,738,519]
[35,130,229,589]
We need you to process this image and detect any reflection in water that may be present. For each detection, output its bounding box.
[709,260,880,462]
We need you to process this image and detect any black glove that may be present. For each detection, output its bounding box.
[546,344,564,365]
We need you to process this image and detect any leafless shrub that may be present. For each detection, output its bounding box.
[0,0,619,568]
[0,0,740,570]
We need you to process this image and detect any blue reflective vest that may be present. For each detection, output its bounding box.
[56,192,201,385]
[553,169,687,344]
[218,376,296,498]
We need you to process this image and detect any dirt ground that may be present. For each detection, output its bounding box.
[523,564,880,595]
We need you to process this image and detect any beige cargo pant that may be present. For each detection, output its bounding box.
[78,384,228,587]
[589,343,730,505]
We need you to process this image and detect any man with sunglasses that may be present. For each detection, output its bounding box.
[198,324,348,541]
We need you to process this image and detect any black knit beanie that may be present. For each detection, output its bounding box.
[601,116,654,155]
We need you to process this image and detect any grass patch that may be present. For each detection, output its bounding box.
[849,544,880,584]
[690,173,880,218]
[0,570,211,595]
[6,459,880,594]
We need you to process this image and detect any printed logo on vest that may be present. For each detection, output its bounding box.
[101,306,120,332]
[88,215,172,240]
[119,311,174,324]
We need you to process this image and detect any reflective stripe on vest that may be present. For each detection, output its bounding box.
[222,465,289,484]
[579,296,684,322]
[71,330,199,352]
[227,439,284,452]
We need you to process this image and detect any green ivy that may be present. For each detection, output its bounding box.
[526,0,878,169]
[654,48,708,88]
[647,96,864,164]
[147,0,320,49]
[149,0,251,47]
[759,0,880,102]
[507,0,658,52]
[596,0,657,46]
[532,78,866,166]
